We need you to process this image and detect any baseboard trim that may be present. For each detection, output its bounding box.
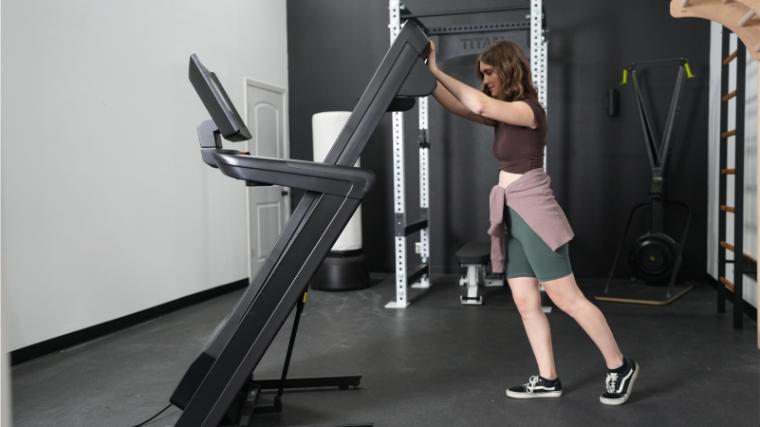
[10,278,248,366]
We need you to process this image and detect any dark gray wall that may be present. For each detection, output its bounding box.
[287,0,710,279]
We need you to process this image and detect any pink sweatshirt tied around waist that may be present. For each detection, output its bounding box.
[488,168,574,274]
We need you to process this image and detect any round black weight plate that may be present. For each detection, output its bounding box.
[628,232,679,284]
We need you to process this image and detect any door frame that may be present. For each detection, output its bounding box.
[243,78,291,283]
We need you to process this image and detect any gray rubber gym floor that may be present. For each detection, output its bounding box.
[11,275,760,427]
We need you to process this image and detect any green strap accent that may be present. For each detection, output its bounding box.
[619,68,629,86]
[684,62,695,79]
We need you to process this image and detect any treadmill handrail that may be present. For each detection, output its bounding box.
[213,151,375,199]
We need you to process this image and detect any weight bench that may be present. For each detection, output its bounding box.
[455,242,504,305]
[455,241,553,312]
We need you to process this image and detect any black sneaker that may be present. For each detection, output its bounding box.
[599,360,639,405]
[506,375,562,399]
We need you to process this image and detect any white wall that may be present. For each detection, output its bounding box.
[1,2,9,424]
[1,0,288,350]
[707,22,758,309]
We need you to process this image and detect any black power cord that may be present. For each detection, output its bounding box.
[130,403,173,427]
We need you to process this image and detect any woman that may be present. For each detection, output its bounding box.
[426,39,639,406]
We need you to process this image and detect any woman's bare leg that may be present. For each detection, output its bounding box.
[507,277,558,379]
[542,273,624,369]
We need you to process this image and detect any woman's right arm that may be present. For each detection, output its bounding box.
[432,82,494,126]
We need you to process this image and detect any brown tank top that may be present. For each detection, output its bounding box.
[492,98,546,174]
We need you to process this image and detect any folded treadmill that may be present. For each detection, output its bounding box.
[171,20,434,426]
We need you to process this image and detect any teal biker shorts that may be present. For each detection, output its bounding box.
[504,207,573,282]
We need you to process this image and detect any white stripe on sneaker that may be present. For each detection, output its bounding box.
[615,367,634,394]
[600,363,640,406]
[531,386,558,391]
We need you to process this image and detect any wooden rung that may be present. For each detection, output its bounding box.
[718,241,757,264]
[720,204,736,213]
[720,276,735,291]
[721,129,737,138]
[722,90,737,102]
[739,10,756,27]
[720,168,736,175]
[723,50,738,65]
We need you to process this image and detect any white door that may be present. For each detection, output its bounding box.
[245,80,290,282]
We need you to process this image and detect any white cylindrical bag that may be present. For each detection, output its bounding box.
[312,111,362,251]
[311,111,370,290]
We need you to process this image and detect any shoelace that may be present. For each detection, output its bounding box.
[605,372,619,394]
[526,375,540,392]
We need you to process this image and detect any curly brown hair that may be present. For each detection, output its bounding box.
[476,41,538,102]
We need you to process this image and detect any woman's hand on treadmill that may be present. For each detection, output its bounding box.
[426,40,439,73]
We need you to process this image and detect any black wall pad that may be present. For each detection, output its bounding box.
[172,21,434,426]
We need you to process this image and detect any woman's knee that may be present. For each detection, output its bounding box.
[508,277,542,315]
[513,294,543,316]
[543,274,587,314]
[552,294,586,315]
